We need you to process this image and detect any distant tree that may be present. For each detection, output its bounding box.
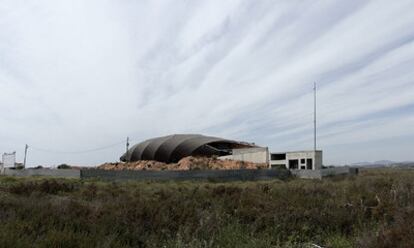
[57,164,71,169]
[14,164,24,170]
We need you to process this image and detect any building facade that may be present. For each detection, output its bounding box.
[270,150,322,170]
[219,149,323,170]
[218,147,269,164]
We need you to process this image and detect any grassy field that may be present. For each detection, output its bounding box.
[0,168,413,248]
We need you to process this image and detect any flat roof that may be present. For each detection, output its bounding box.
[271,150,322,154]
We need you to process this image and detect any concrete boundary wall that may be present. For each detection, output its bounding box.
[3,168,80,178]
[1,167,357,181]
[290,170,323,179]
[80,168,290,182]
[291,167,357,179]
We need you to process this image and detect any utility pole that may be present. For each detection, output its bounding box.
[126,137,130,162]
[23,144,28,168]
[314,82,317,152]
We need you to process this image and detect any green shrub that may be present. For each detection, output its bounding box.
[57,164,71,169]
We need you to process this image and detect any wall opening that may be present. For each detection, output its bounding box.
[288,159,299,169]
[306,159,313,170]
[271,153,286,160]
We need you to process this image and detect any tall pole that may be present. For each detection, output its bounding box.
[126,137,130,162]
[23,144,28,168]
[314,82,317,152]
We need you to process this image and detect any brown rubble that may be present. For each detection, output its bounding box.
[98,156,268,171]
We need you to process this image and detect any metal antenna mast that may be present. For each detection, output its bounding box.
[23,144,28,168]
[314,82,317,152]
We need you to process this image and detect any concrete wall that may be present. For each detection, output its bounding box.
[290,169,322,179]
[81,168,290,182]
[291,167,355,179]
[3,168,80,178]
[314,151,323,170]
[218,147,269,165]
[320,167,353,177]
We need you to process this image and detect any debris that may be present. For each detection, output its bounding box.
[98,156,268,171]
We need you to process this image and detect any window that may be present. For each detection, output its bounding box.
[306,159,313,170]
[271,153,286,160]
[301,159,305,164]
[288,159,299,169]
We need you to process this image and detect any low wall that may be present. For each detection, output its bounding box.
[81,168,290,182]
[290,170,323,179]
[1,167,357,181]
[3,168,80,178]
[218,147,269,164]
[320,167,352,177]
[291,167,356,179]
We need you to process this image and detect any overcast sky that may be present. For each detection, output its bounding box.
[1,0,414,166]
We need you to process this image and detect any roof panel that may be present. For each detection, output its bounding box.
[120,134,257,163]
[154,134,200,163]
[141,135,172,160]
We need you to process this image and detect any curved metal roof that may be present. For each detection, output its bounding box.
[120,134,256,163]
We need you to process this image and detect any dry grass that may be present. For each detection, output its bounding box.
[0,168,413,247]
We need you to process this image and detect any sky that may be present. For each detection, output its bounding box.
[1,0,414,166]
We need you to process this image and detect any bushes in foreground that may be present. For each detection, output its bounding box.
[0,169,413,247]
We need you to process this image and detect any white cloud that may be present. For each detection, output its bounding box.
[0,0,413,166]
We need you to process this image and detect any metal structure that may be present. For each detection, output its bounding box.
[23,144,28,168]
[120,134,257,163]
[313,83,316,152]
[314,82,317,152]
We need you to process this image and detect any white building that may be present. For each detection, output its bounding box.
[2,152,16,169]
[218,148,323,170]
[270,150,322,170]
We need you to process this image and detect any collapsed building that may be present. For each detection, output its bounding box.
[120,134,257,164]
[121,134,322,170]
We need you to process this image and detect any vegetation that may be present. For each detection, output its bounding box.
[14,164,25,170]
[57,164,72,169]
[0,168,413,247]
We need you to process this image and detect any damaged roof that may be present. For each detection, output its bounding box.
[120,134,257,163]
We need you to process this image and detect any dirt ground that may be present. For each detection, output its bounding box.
[98,156,268,171]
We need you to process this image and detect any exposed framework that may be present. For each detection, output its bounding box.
[120,134,257,163]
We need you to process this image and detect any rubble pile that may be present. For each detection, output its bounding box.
[98,156,268,171]
[98,160,172,171]
[176,156,268,170]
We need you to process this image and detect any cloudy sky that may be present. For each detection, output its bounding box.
[1,0,414,166]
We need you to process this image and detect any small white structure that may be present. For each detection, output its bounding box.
[2,152,16,168]
[270,150,322,170]
[218,148,323,170]
[2,152,16,173]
